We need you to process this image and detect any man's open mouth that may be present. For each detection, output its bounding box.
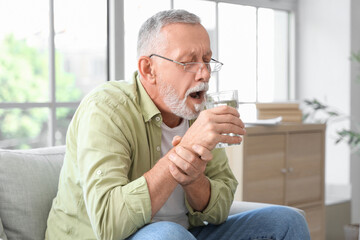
[189,91,203,99]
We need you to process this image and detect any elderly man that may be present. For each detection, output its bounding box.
[46,9,310,240]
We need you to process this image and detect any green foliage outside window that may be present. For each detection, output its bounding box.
[0,34,81,149]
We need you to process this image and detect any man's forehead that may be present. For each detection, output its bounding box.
[186,49,212,58]
[170,48,212,60]
[160,23,211,57]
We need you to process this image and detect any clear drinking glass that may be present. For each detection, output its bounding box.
[205,90,239,148]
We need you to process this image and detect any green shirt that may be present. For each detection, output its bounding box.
[45,72,238,240]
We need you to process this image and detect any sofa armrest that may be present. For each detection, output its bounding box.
[0,146,65,240]
[0,217,8,240]
[229,201,305,217]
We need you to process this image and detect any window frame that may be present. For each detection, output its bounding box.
[0,0,109,148]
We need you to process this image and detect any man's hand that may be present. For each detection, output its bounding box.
[180,105,246,151]
[168,144,212,186]
[171,135,182,147]
[167,142,212,211]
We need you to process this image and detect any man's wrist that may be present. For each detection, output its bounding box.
[183,173,208,189]
[183,174,211,211]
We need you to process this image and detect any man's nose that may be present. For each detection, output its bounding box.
[195,63,211,82]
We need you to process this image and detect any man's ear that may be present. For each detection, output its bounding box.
[138,56,156,84]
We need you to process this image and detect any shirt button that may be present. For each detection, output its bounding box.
[96,170,102,175]
[155,116,161,122]
[156,146,161,152]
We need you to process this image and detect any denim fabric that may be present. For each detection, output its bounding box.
[126,206,310,240]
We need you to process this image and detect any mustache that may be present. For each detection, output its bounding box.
[185,82,209,97]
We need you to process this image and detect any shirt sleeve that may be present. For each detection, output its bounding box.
[76,97,152,240]
[186,147,238,227]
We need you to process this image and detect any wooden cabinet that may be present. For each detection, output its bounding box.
[226,123,326,240]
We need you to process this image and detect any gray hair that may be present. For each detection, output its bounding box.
[137,9,201,58]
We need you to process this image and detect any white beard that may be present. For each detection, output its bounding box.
[158,80,208,120]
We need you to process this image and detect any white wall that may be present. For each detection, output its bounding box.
[350,0,360,224]
[297,0,351,187]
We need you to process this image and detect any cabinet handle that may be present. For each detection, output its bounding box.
[281,168,287,174]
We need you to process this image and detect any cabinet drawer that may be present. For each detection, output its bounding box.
[243,134,286,204]
[286,132,324,205]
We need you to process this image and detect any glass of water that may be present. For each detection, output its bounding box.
[205,90,239,148]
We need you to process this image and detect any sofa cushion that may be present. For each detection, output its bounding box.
[0,146,65,240]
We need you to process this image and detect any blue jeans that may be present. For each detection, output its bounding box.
[125,206,311,240]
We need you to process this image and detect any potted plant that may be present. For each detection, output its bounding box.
[303,98,360,153]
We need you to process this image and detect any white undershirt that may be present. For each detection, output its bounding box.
[152,119,189,229]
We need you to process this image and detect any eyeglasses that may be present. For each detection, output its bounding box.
[149,54,223,73]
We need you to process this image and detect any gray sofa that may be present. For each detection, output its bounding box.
[0,146,300,240]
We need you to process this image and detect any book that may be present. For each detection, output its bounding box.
[257,112,303,122]
[257,109,302,115]
[256,102,300,110]
[245,116,283,125]
[256,102,302,122]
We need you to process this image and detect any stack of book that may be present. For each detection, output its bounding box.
[256,102,303,123]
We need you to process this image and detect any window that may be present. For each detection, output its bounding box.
[124,0,171,80]
[0,0,107,149]
[119,0,295,122]
[218,4,292,121]
[218,4,257,102]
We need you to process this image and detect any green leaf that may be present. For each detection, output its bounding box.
[349,136,354,144]
[327,111,340,117]
[303,113,310,121]
[304,99,312,105]
[335,138,343,144]
[351,51,360,62]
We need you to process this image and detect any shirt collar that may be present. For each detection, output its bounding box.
[134,71,161,123]
[133,71,197,126]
